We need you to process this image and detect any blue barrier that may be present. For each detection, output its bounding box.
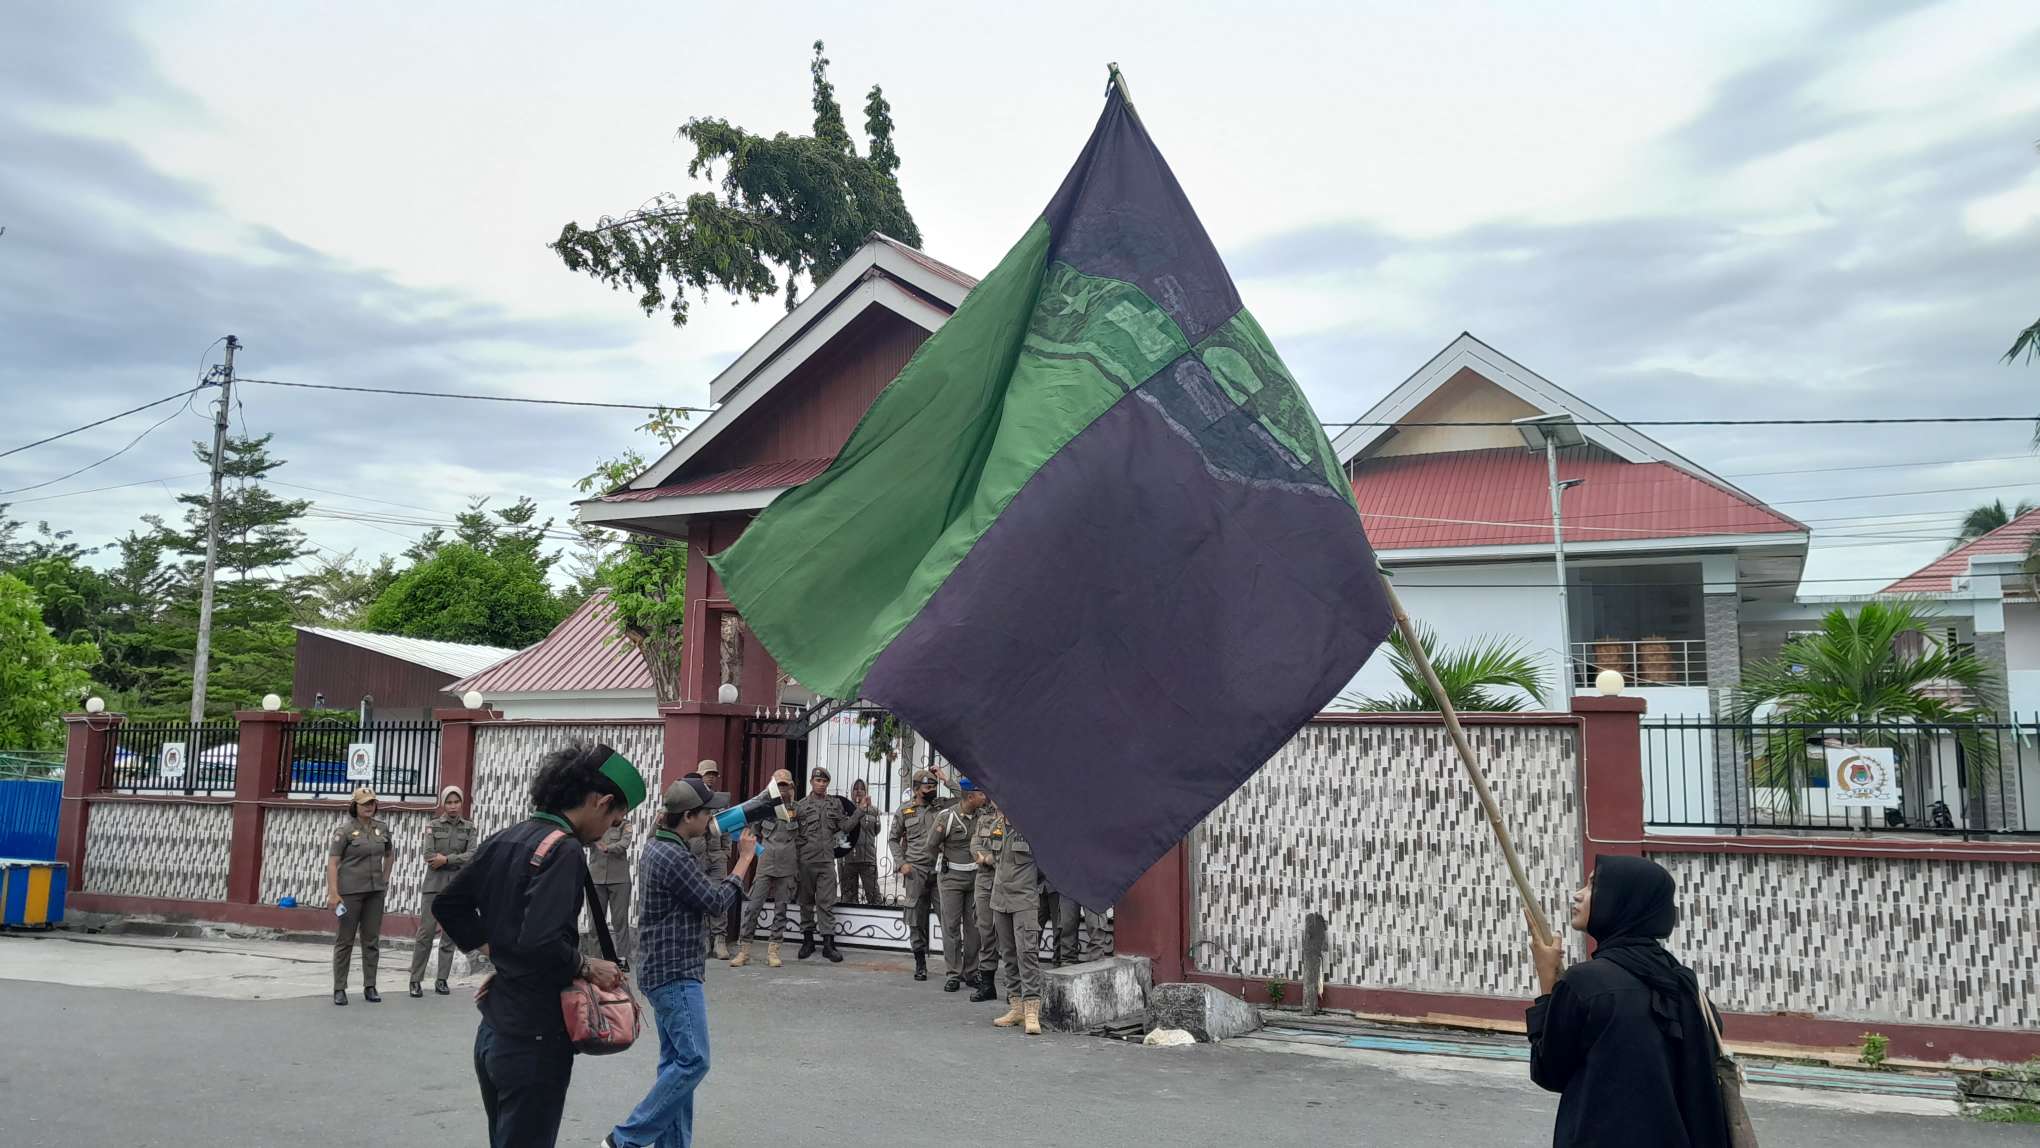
[0,779,61,861]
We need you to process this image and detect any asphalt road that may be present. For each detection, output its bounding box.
[0,939,2029,1147]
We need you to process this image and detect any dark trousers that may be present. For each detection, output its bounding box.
[474,1022,574,1148]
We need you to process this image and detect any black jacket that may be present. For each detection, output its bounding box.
[433,817,588,1038]
[1527,958,1729,1147]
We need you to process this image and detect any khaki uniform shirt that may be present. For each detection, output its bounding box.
[329,817,393,895]
[927,804,979,875]
[588,824,632,886]
[419,813,478,894]
[791,793,855,867]
[888,795,947,871]
[684,820,728,882]
[969,803,1000,885]
[754,812,800,879]
[989,814,1039,915]
[846,805,882,865]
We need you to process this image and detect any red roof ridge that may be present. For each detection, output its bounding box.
[1880,506,2040,595]
[448,590,655,696]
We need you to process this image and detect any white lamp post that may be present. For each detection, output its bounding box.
[84,696,106,714]
[261,693,282,712]
[462,690,485,711]
[1514,413,1587,708]
[717,682,740,705]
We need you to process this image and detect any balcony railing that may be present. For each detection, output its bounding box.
[1573,638,1707,689]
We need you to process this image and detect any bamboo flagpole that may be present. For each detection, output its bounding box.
[1378,573,1557,946]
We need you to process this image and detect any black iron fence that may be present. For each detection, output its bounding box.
[1641,717,2037,837]
[104,721,240,794]
[280,720,441,800]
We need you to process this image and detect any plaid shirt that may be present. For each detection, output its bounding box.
[635,831,744,992]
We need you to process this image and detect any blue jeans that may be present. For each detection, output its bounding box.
[610,978,710,1148]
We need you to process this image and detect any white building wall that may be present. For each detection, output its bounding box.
[487,693,661,721]
[1343,561,1566,709]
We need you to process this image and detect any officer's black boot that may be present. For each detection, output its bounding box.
[970,970,998,1002]
[944,972,962,992]
[822,936,844,963]
[435,979,451,995]
[798,929,817,960]
[912,948,928,981]
[408,981,423,998]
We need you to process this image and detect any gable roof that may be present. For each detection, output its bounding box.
[1353,446,1806,553]
[445,590,655,698]
[294,627,516,678]
[623,234,975,493]
[1881,509,2040,595]
[1332,332,1771,509]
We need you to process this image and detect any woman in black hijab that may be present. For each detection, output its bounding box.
[1526,855,1730,1147]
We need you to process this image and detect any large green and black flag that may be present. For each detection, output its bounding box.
[710,79,1390,909]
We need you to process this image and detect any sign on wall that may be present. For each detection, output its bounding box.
[159,742,186,780]
[1825,746,1899,806]
[345,743,376,782]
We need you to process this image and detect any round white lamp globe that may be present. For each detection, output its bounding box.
[462,690,485,710]
[85,696,106,714]
[717,682,740,705]
[261,693,283,712]
[1595,669,1626,697]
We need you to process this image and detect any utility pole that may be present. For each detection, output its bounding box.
[189,335,237,724]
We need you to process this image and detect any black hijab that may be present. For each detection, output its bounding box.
[1586,856,1702,1038]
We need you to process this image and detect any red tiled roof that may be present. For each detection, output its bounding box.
[1881,508,2040,594]
[601,457,834,503]
[447,591,653,696]
[1352,447,1804,551]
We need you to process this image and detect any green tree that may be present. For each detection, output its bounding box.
[1955,498,2034,544]
[141,435,311,718]
[1339,624,1548,713]
[552,40,919,327]
[1732,601,1999,810]
[601,539,688,703]
[0,573,99,749]
[405,495,559,574]
[297,550,398,627]
[362,543,565,648]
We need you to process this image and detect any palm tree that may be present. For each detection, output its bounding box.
[1954,498,2034,545]
[2010,316,2039,367]
[1339,623,1547,712]
[1732,600,1999,813]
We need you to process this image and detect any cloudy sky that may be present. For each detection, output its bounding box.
[4,0,2038,592]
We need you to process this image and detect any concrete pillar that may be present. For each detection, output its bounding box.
[58,711,121,889]
[1703,592,1750,827]
[1573,695,1647,878]
[1970,629,2023,830]
[228,710,298,904]
[1112,842,1187,984]
[431,707,501,798]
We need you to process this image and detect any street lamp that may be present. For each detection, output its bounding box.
[1514,413,1586,708]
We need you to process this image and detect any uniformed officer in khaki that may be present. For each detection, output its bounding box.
[836,778,884,905]
[926,776,987,992]
[326,786,395,1005]
[990,809,1043,1034]
[791,765,855,962]
[731,769,799,968]
[409,784,476,997]
[682,764,730,960]
[887,768,946,981]
[588,819,635,964]
[967,797,1001,1002]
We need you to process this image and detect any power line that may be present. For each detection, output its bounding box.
[1324,415,2039,428]
[1720,453,2035,480]
[6,472,205,506]
[236,378,709,413]
[0,405,194,497]
[0,386,204,462]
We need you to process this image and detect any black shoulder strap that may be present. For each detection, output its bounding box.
[582,866,624,970]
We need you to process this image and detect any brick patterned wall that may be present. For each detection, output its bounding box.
[1193,720,1582,997]
[258,805,434,914]
[82,800,232,901]
[1656,851,2040,1030]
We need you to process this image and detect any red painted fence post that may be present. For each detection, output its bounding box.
[1571,695,1647,879]
[228,710,298,904]
[1112,841,1189,984]
[58,711,121,890]
[432,707,501,799]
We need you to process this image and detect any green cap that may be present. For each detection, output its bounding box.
[596,748,648,810]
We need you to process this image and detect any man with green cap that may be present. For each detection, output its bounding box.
[434,740,648,1148]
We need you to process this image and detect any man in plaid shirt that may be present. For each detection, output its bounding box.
[602,777,755,1148]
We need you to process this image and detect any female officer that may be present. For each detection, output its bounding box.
[327,784,395,1005]
[410,784,477,997]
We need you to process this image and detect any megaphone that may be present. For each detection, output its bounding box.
[712,782,792,836]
